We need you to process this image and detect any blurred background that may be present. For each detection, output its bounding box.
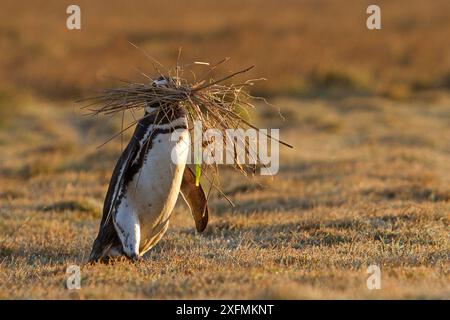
[0,0,449,299]
[1,0,450,100]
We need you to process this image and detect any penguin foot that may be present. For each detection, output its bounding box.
[128,253,141,262]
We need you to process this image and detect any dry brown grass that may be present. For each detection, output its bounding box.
[0,92,449,299]
[0,0,449,300]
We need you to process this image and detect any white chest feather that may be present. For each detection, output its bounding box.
[129,128,190,226]
[114,120,190,257]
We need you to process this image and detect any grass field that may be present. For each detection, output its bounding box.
[0,93,448,299]
[0,0,449,299]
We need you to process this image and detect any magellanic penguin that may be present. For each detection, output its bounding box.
[89,76,208,262]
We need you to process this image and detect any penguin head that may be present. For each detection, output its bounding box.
[152,76,171,87]
[145,76,176,113]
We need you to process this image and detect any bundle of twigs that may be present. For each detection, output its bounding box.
[80,55,291,203]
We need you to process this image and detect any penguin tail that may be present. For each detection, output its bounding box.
[88,219,123,264]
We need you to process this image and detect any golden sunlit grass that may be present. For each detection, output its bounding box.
[0,92,448,299]
[0,0,449,300]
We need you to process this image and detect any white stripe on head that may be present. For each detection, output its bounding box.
[153,78,168,86]
[146,77,171,113]
[145,105,158,113]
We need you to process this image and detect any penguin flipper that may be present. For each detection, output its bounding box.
[180,166,209,232]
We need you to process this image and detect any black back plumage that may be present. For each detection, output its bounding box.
[89,104,187,262]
